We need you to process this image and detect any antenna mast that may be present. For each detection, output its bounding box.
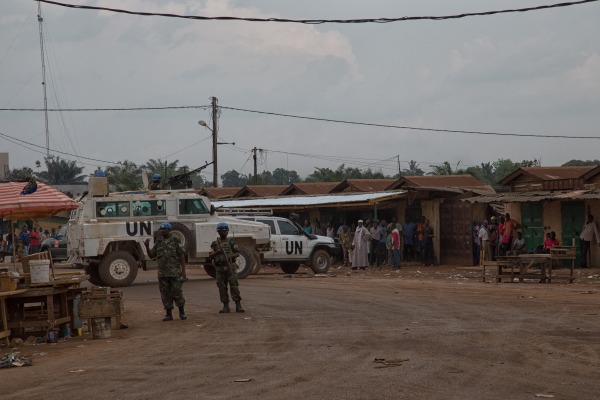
[37,1,50,158]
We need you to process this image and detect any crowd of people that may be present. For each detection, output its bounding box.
[324,216,435,270]
[472,213,525,264]
[1,225,58,260]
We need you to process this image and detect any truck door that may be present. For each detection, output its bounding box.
[256,219,277,257]
[276,219,309,260]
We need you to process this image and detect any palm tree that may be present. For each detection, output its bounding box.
[144,158,180,180]
[36,156,86,184]
[105,160,143,192]
[402,160,425,176]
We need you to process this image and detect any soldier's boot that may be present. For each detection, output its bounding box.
[235,301,245,313]
[219,303,230,313]
[162,309,173,322]
[178,306,187,320]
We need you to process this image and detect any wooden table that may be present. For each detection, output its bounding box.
[0,289,27,345]
[518,254,553,282]
[5,286,72,337]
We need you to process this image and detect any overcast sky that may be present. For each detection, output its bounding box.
[1,0,599,182]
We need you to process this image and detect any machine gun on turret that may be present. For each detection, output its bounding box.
[163,161,213,190]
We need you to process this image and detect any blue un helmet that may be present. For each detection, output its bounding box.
[216,222,229,231]
[159,222,172,230]
[152,173,161,182]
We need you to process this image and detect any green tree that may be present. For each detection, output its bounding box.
[105,160,143,192]
[36,156,86,184]
[272,168,301,185]
[562,159,600,166]
[493,159,521,182]
[429,162,452,175]
[144,158,180,180]
[221,170,248,187]
[402,160,425,176]
[520,159,541,168]
[305,167,337,182]
[7,166,34,181]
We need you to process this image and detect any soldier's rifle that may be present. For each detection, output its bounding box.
[214,237,239,274]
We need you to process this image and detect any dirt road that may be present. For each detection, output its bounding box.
[3,264,600,400]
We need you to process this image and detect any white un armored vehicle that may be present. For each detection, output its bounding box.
[66,177,270,287]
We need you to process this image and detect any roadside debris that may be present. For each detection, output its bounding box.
[373,358,409,368]
[0,352,32,368]
[233,378,253,382]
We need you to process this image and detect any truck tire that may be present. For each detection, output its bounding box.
[204,249,252,279]
[204,264,216,278]
[98,250,138,287]
[84,264,104,286]
[310,249,331,274]
[280,263,300,274]
[251,253,262,274]
[169,223,194,255]
[234,246,253,279]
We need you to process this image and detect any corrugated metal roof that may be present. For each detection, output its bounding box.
[522,166,594,180]
[331,179,398,193]
[462,189,600,203]
[390,175,488,189]
[212,190,406,208]
[233,185,287,197]
[280,182,340,195]
[499,166,595,186]
[198,187,240,199]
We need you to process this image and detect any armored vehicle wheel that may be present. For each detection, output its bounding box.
[98,250,138,287]
[234,246,253,279]
[204,264,216,278]
[310,249,331,274]
[280,263,300,274]
[84,264,104,286]
[169,223,194,254]
[251,253,262,274]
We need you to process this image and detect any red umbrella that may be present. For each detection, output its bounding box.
[0,181,78,220]
[0,181,78,266]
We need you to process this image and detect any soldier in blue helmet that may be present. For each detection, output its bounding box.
[144,221,188,321]
[149,173,162,190]
[208,222,245,313]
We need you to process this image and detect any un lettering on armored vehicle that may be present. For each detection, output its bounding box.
[67,177,270,287]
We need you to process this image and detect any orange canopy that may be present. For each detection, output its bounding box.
[0,181,78,220]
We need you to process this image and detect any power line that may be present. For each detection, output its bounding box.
[38,0,599,24]
[4,103,597,139]
[0,105,209,111]
[0,130,120,165]
[220,106,600,140]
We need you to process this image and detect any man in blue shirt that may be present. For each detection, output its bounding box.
[402,217,416,262]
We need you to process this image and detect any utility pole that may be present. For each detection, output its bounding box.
[37,2,50,158]
[253,147,258,184]
[211,96,218,187]
[397,155,401,177]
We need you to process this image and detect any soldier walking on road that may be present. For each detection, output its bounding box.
[144,222,187,321]
[209,222,245,313]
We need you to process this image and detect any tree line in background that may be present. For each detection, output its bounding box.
[5,156,600,191]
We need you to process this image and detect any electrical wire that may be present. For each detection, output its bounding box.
[0,130,121,165]
[37,0,599,24]
[220,106,600,140]
[0,105,209,111]
[5,104,597,140]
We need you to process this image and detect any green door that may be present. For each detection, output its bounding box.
[561,201,584,266]
[521,203,544,253]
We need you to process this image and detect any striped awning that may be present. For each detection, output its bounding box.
[0,181,78,219]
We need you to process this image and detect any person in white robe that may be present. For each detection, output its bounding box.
[352,220,370,270]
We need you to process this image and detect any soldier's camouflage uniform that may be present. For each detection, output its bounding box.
[150,235,186,310]
[210,237,242,303]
